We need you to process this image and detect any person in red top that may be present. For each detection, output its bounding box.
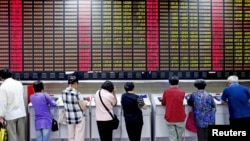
[161,75,186,141]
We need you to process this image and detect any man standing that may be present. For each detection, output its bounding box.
[221,75,250,127]
[0,68,27,141]
[161,75,186,141]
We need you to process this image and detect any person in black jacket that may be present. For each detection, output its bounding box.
[121,82,147,141]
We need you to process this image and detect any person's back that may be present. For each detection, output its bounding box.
[162,87,186,122]
[121,93,143,122]
[187,79,215,141]
[121,82,147,141]
[222,83,250,119]
[161,75,185,141]
[0,68,26,141]
[221,75,250,127]
[189,90,215,128]
[0,77,26,119]
[95,80,117,141]
[62,75,87,141]
[30,81,57,141]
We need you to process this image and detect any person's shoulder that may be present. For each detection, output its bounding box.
[177,88,186,93]
[163,87,171,91]
[206,93,214,99]
[239,84,249,89]
[162,88,170,95]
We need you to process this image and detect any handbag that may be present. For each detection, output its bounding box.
[51,118,59,132]
[0,120,7,141]
[186,111,197,133]
[98,90,119,130]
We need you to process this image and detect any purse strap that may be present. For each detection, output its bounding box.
[98,90,115,119]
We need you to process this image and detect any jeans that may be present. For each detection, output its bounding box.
[36,128,51,141]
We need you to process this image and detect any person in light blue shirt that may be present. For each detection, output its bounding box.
[221,75,250,127]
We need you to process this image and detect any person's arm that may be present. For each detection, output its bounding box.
[210,95,217,112]
[0,88,7,119]
[78,100,87,111]
[112,89,118,106]
[77,92,87,111]
[138,96,147,109]
[187,94,194,106]
[221,89,228,105]
[247,89,250,103]
[161,91,166,106]
[45,93,57,107]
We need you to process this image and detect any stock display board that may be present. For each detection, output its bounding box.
[0,0,250,80]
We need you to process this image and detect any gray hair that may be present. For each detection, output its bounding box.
[227,75,239,83]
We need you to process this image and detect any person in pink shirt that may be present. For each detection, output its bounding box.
[94,80,117,141]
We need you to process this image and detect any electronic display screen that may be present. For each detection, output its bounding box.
[0,0,249,79]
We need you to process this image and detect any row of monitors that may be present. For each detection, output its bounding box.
[11,71,250,80]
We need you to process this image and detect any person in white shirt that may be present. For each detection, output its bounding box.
[0,68,27,141]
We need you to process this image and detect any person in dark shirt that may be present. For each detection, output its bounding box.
[121,82,147,141]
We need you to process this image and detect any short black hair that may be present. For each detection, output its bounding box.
[68,75,79,84]
[101,80,114,93]
[0,68,12,79]
[33,81,44,93]
[124,82,134,92]
[169,75,179,85]
[194,79,206,90]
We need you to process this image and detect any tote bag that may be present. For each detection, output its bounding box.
[186,111,197,133]
[0,121,7,141]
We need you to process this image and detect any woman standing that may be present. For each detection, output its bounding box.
[95,80,117,141]
[121,82,147,141]
[30,81,57,141]
[187,79,216,141]
[62,75,87,141]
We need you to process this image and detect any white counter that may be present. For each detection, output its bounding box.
[151,93,229,141]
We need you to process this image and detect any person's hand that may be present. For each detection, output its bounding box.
[0,117,6,126]
[0,117,3,124]
[112,87,116,95]
[56,100,60,106]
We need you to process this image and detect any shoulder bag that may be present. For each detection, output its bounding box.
[98,90,119,130]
